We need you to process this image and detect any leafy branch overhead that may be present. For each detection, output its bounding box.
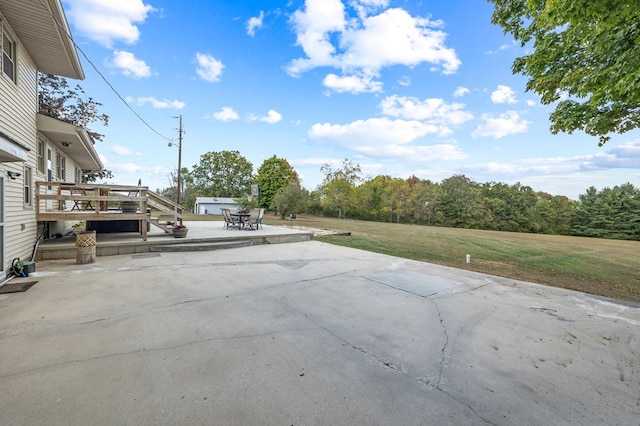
[38,73,109,143]
[488,0,640,145]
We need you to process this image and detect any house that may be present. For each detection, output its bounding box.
[193,197,241,215]
[0,0,103,280]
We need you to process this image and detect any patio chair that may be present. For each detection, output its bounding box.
[256,208,265,229]
[221,208,239,229]
[246,208,261,230]
[70,187,93,210]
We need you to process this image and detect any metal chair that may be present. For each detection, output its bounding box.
[256,208,265,229]
[221,208,239,229]
[246,208,261,230]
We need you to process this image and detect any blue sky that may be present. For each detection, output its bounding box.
[60,0,640,199]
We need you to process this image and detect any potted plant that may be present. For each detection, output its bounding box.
[173,224,188,238]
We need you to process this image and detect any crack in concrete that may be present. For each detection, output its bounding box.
[33,257,362,277]
[425,296,494,424]
[428,298,449,389]
[259,288,494,424]
[0,327,315,381]
[363,276,440,298]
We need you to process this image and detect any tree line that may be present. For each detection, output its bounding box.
[158,152,639,241]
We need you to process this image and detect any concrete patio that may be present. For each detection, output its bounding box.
[1,240,639,425]
[36,221,313,260]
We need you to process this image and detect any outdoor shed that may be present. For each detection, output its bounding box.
[193,197,240,215]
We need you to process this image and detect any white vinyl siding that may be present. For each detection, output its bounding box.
[0,17,38,273]
[1,17,16,82]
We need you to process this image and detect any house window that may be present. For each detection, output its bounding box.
[60,156,66,181]
[1,20,15,82]
[55,152,60,179]
[37,140,44,173]
[24,166,32,206]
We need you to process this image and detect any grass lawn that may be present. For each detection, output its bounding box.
[185,212,640,304]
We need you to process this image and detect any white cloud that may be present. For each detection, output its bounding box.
[398,76,411,86]
[491,85,517,104]
[247,11,265,36]
[209,107,239,121]
[339,9,459,73]
[126,96,185,109]
[355,143,468,161]
[111,144,141,156]
[323,73,382,93]
[259,110,283,124]
[195,53,224,82]
[581,140,640,170]
[350,0,390,19]
[307,117,469,161]
[453,86,469,97]
[309,117,439,144]
[287,1,460,93]
[112,50,151,78]
[64,0,155,47]
[471,111,530,139]
[379,95,473,135]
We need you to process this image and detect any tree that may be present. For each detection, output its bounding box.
[354,175,392,221]
[273,181,308,219]
[318,159,362,219]
[488,0,640,145]
[572,183,640,240]
[188,150,253,198]
[254,156,299,211]
[439,175,488,228]
[38,73,112,181]
[407,179,443,226]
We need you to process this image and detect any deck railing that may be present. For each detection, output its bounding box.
[35,182,149,240]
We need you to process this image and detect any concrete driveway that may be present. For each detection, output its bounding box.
[1,241,638,425]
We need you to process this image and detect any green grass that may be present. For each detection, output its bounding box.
[184,212,640,303]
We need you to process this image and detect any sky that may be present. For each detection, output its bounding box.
[58,0,640,199]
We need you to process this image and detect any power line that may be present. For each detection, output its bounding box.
[36,0,174,142]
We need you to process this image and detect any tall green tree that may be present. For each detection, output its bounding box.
[439,175,488,228]
[488,0,640,145]
[273,181,308,219]
[354,175,392,221]
[254,156,299,211]
[318,159,362,218]
[38,73,112,182]
[572,183,640,240]
[407,179,443,226]
[188,150,253,198]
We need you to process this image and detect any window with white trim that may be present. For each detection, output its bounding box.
[37,140,45,173]
[60,156,66,181]
[1,18,16,82]
[55,152,61,179]
[24,166,32,206]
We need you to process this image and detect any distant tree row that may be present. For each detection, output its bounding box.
[157,152,640,241]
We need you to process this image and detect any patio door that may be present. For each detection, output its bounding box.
[0,172,5,282]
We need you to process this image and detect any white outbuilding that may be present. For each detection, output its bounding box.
[193,197,241,215]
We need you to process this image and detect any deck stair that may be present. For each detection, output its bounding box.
[146,190,185,234]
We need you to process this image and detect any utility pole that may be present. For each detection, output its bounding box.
[169,115,184,224]
[176,114,183,208]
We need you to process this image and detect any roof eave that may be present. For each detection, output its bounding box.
[37,114,102,171]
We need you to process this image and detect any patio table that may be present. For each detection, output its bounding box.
[230,212,250,229]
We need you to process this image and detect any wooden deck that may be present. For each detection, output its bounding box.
[35,182,184,241]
